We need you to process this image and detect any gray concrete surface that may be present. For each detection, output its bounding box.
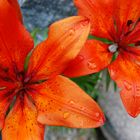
[99,82,140,140]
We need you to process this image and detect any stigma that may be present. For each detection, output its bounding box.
[108,43,118,53]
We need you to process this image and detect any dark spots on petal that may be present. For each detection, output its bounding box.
[127,20,133,26]
[135,41,140,46]
[2,77,13,82]
[0,65,9,73]
[124,31,132,36]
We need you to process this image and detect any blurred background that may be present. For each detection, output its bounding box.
[17,0,140,140]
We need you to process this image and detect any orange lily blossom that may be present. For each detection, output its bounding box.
[64,0,140,117]
[0,0,105,139]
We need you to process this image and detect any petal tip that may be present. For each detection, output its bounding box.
[99,114,106,126]
[128,111,139,118]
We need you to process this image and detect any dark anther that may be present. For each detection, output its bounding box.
[135,41,140,46]
[124,31,132,36]
[0,65,9,73]
[137,17,140,22]
[127,20,133,26]
[29,79,47,85]
[3,77,13,82]
[3,67,9,73]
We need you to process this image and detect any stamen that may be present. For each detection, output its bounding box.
[0,87,7,91]
[108,43,118,53]
[127,20,133,26]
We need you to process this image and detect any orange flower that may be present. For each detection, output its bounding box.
[0,0,105,139]
[64,0,140,117]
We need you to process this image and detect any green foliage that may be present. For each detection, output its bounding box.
[31,28,48,46]
[89,35,113,44]
[71,73,101,99]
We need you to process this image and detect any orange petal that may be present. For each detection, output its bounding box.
[109,53,140,117]
[0,0,33,77]
[27,16,90,81]
[0,92,14,129]
[7,0,23,22]
[30,75,105,128]
[114,0,140,32]
[74,0,115,40]
[0,76,16,129]
[64,40,112,77]
[2,95,44,140]
[74,0,140,40]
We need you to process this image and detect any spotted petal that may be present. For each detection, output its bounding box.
[74,0,140,40]
[27,16,90,81]
[30,75,105,128]
[109,52,140,117]
[64,40,112,77]
[2,95,44,140]
[0,0,33,77]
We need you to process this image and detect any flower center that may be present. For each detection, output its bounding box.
[108,43,118,53]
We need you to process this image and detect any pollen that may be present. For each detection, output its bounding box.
[108,43,118,53]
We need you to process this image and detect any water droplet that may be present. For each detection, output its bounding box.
[95,112,100,117]
[136,86,140,92]
[69,100,75,105]
[79,120,84,127]
[136,94,140,97]
[108,43,118,53]
[80,107,85,111]
[87,61,97,70]
[123,81,132,90]
[81,19,89,27]
[63,112,70,119]
[109,69,115,77]
[69,29,75,36]
[77,55,84,62]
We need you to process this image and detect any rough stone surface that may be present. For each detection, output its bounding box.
[98,82,140,140]
[20,0,76,30]
[45,128,97,140]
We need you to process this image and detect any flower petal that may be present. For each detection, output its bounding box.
[2,95,44,140]
[74,0,140,40]
[7,0,23,22]
[0,74,16,129]
[64,40,112,77]
[114,0,140,31]
[30,75,105,128]
[0,0,33,76]
[27,16,90,81]
[74,0,115,40]
[109,53,140,117]
[0,91,14,129]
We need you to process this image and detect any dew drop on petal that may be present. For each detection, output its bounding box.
[63,112,70,119]
[79,120,84,127]
[77,55,84,62]
[123,80,132,91]
[69,100,75,105]
[80,19,89,27]
[136,86,140,92]
[69,29,75,36]
[108,44,118,53]
[95,112,100,117]
[80,107,86,111]
[87,61,97,70]
[109,69,115,77]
